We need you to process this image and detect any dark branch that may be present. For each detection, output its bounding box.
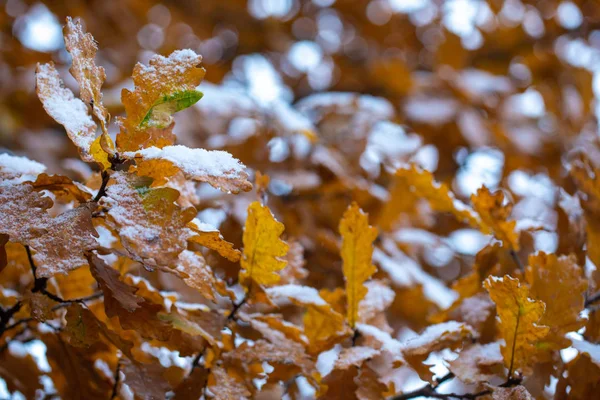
[92,170,110,203]
[585,291,600,308]
[509,249,524,272]
[389,373,520,400]
[110,359,122,399]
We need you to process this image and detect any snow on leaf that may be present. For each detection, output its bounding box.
[0,153,46,184]
[169,249,218,301]
[116,49,206,152]
[401,321,476,381]
[35,62,97,162]
[333,346,380,370]
[471,186,520,250]
[339,202,378,328]
[239,201,289,289]
[206,366,251,400]
[188,219,241,262]
[525,252,587,351]
[102,171,196,268]
[491,386,534,400]
[448,342,504,384]
[29,204,99,278]
[484,275,550,376]
[0,183,53,243]
[358,280,395,326]
[124,145,252,193]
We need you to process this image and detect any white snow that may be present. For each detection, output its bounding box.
[36,63,96,157]
[266,284,327,307]
[124,145,248,191]
[0,153,46,184]
[401,321,473,351]
[572,338,600,366]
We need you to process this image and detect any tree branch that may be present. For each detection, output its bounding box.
[92,170,110,203]
[389,373,521,400]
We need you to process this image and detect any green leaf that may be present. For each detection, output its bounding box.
[141,89,204,128]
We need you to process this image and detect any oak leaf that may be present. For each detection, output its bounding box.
[188,220,241,262]
[448,342,504,384]
[484,275,550,375]
[116,50,205,152]
[339,202,378,328]
[471,187,520,250]
[125,145,252,193]
[239,201,289,288]
[525,252,587,350]
[35,62,97,162]
[102,171,196,268]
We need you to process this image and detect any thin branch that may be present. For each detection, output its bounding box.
[92,170,110,203]
[585,291,600,308]
[110,359,122,400]
[507,308,521,380]
[227,296,247,322]
[389,373,520,400]
[509,249,524,272]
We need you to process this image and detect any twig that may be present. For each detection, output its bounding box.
[585,291,600,308]
[92,170,110,203]
[110,359,122,399]
[0,292,103,336]
[228,296,247,322]
[509,249,524,272]
[389,372,520,400]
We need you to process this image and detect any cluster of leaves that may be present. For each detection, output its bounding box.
[2,8,600,400]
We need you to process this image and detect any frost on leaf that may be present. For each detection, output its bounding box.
[169,250,218,300]
[484,275,550,376]
[239,201,289,289]
[35,63,97,162]
[449,342,504,384]
[124,145,252,193]
[340,202,378,328]
[525,252,587,351]
[0,183,53,243]
[116,50,206,152]
[29,205,98,278]
[471,187,520,251]
[102,171,196,268]
[207,366,250,400]
[491,386,534,400]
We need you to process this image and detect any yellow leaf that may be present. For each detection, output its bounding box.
[90,136,113,170]
[239,201,289,288]
[484,275,549,376]
[188,223,241,263]
[339,202,377,328]
[382,164,481,230]
[525,252,587,350]
[304,304,350,354]
[471,187,520,251]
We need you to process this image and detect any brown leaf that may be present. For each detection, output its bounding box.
[29,204,99,277]
[449,342,504,384]
[116,50,205,152]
